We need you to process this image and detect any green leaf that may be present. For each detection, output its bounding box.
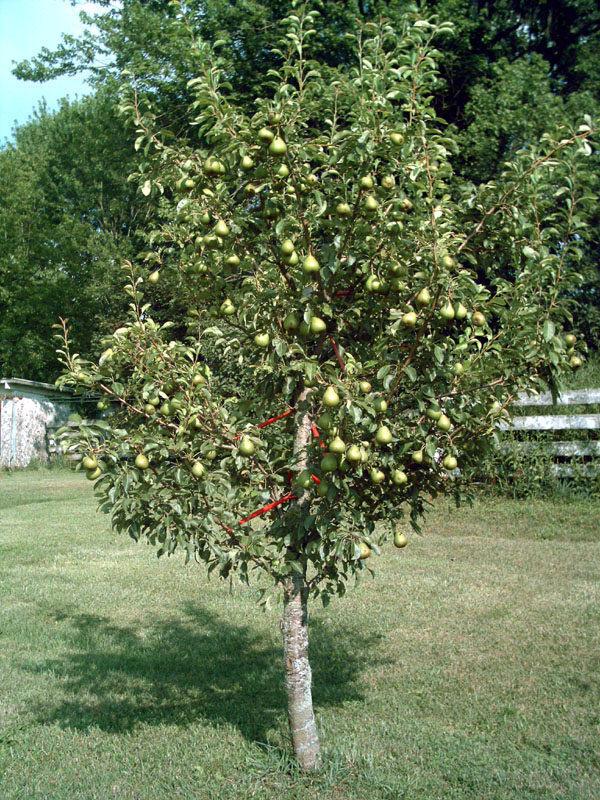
[542,319,555,342]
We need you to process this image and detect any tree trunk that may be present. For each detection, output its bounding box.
[278,387,321,771]
[281,573,321,771]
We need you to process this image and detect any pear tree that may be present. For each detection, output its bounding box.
[56,4,597,772]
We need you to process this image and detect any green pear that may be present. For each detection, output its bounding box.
[347,444,361,464]
[329,436,346,455]
[302,254,320,274]
[375,426,393,445]
[323,386,340,407]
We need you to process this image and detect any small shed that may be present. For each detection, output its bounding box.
[0,378,75,469]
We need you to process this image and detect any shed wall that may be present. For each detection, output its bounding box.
[0,395,71,469]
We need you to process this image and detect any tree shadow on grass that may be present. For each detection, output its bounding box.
[24,601,389,745]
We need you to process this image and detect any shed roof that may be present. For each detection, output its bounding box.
[1,377,73,402]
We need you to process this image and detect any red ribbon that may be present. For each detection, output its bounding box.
[233,407,295,440]
[229,411,324,528]
[234,492,297,529]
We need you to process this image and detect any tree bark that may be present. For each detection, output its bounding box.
[278,386,321,771]
[281,573,321,771]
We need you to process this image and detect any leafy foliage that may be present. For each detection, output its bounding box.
[0,92,153,381]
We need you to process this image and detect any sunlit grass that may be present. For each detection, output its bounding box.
[1,469,599,799]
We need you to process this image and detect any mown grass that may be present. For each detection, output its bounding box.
[0,469,599,799]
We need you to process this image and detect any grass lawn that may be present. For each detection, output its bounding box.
[0,469,599,799]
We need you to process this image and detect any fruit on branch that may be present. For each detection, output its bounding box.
[453,362,466,376]
[394,532,408,548]
[442,454,458,470]
[317,481,329,498]
[87,467,102,480]
[390,132,404,146]
[427,404,442,421]
[220,299,236,316]
[275,164,289,179]
[215,220,230,237]
[192,373,206,387]
[204,157,225,175]
[148,269,160,284]
[570,355,583,369]
[366,274,384,293]
[359,542,371,559]
[359,175,374,190]
[258,127,275,143]
[302,254,320,275]
[135,454,150,470]
[370,468,385,484]
[191,462,206,479]
[381,175,396,190]
[364,195,379,214]
[329,436,346,455]
[269,137,287,156]
[441,255,455,269]
[323,386,340,407]
[336,202,352,217]
[437,414,451,432]
[225,254,240,268]
[411,450,425,464]
[346,444,361,464]
[375,426,393,445]
[318,412,333,430]
[283,312,300,332]
[283,250,299,266]
[416,288,431,308]
[440,301,455,321]
[280,239,295,257]
[373,397,388,413]
[359,381,372,394]
[82,456,98,471]
[254,333,271,348]
[391,469,408,485]
[455,302,468,320]
[321,453,338,472]
[238,437,255,456]
[401,311,418,328]
[472,311,486,328]
[296,470,313,489]
[310,317,327,334]
[241,155,254,171]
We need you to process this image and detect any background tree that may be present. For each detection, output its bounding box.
[56,6,597,771]
[3,0,598,380]
[0,91,155,381]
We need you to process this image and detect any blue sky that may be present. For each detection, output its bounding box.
[0,0,104,143]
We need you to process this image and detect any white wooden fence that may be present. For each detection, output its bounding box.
[499,388,600,476]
